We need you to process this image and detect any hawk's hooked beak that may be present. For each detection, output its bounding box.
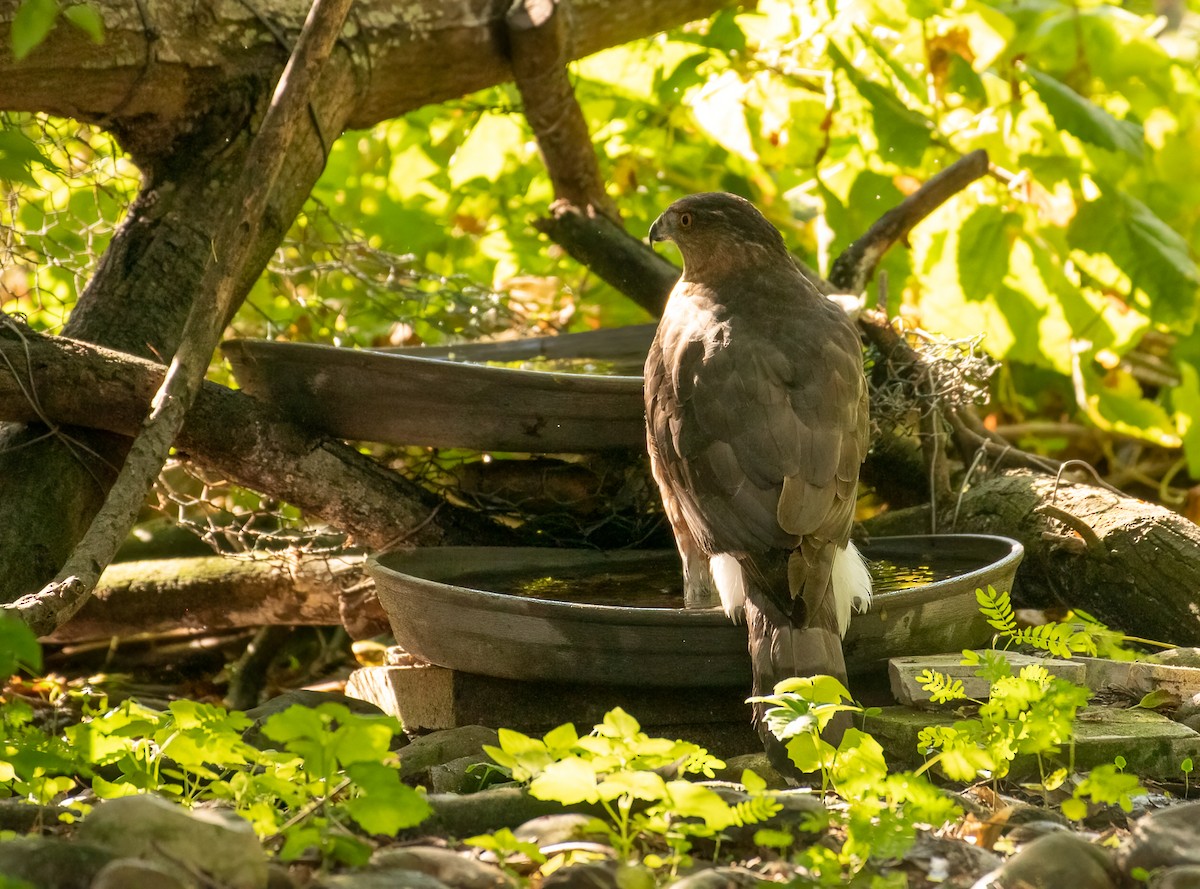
[648,216,669,243]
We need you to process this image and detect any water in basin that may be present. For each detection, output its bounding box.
[452,553,987,609]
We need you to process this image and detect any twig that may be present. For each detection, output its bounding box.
[1034,502,1107,556]
[507,0,618,219]
[828,149,990,293]
[533,201,678,315]
[4,0,355,637]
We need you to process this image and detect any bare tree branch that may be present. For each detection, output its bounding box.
[507,0,620,219]
[828,149,990,293]
[533,201,679,315]
[0,331,511,560]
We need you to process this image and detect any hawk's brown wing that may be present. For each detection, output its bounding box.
[645,276,867,623]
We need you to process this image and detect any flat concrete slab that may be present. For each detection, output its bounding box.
[889,651,1088,708]
[866,705,1200,780]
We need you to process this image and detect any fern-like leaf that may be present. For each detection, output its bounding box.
[976,586,1017,635]
[917,669,967,704]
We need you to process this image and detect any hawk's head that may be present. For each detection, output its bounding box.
[649,192,790,279]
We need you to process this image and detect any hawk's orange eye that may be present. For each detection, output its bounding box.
[679,212,693,228]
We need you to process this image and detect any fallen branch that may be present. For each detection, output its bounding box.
[45,554,352,644]
[863,470,1200,646]
[0,331,512,552]
[533,201,679,315]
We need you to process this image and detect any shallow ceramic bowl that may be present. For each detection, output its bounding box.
[368,534,1023,686]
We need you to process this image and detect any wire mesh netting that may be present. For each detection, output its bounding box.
[2,114,1002,567]
[1,115,663,560]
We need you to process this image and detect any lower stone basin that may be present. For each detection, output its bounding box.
[368,534,1023,687]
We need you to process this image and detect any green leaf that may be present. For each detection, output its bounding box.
[12,0,60,60]
[0,615,42,677]
[956,205,1016,301]
[528,756,598,805]
[771,674,852,705]
[342,762,431,834]
[1076,362,1182,448]
[1023,67,1144,161]
[542,722,579,750]
[61,4,103,43]
[828,43,932,167]
[0,127,61,186]
[1173,362,1200,477]
[598,707,642,739]
[1136,689,1178,710]
[663,780,738,829]
[598,768,666,802]
[1061,797,1088,821]
[741,768,766,793]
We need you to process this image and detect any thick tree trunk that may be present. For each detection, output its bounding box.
[862,470,1200,647]
[0,58,357,600]
[0,0,732,602]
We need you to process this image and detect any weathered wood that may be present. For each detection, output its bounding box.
[0,0,731,604]
[507,0,619,218]
[863,470,1200,647]
[382,323,656,365]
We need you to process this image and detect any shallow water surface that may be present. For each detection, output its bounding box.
[452,553,985,608]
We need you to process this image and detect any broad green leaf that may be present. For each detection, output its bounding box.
[61,3,103,42]
[343,762,432,833]
[12,0,59,60]
[771,674,852,704]
[528,756,598,805]
[542,722,579,750]
[598,769,666,802]
[741,768,766,793]
[829,43,933,167]
[1069,190,1199,328]
[0,127,61,186]
[664,780,738,829]
[599,707,641,739]
[831,729,889,798]
[785,730,834,774]
[1061,797,1088,820]
[956,204,1016,301]
[1078,363,1182,448]
[329,719,396,766]
[956,0,1015,69]
[0,615,41,677]
[1023,67,1144,161]
[1136,689,1178,710]
[656,53,709,102]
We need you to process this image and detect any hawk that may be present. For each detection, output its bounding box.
[644,192,870,767]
